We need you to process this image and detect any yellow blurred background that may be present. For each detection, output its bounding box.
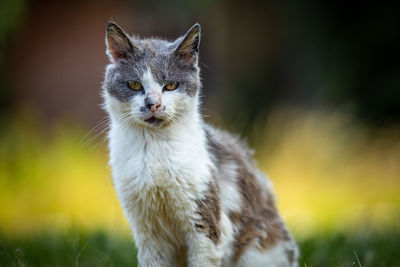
[1,108,399,239]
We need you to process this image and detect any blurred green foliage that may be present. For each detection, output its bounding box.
[0,0,25,44]
[0,0,25,118]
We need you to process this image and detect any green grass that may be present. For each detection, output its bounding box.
[1,229,399,266]
[0,231,138,267]
[298,231,400,266]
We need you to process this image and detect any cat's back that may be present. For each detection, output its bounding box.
[203,123,298,266]
[203,123,269,197]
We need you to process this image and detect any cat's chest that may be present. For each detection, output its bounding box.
[109,132,205,242]
[111,137,190,185]
[108,127,210,192]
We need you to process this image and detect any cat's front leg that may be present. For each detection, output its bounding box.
[185,231,223,267]
[136,238,175,267]
[137,248,172,267]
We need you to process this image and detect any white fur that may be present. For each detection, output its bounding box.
[236,242,298,267]
[219,162,242,214]
[141,68,161,92]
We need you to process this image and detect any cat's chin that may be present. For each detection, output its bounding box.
[144,116,164,127]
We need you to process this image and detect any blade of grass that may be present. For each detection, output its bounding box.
[354,250,362,267]
[75,240,89,267]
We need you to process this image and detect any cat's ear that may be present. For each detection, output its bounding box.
[175,23,201,65]
[106,22,135,63]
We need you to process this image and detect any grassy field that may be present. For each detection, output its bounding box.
[0,108,399,266]
[0,231,138,267]
[1,229,400,266]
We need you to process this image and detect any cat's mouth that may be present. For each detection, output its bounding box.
[144,116,164,127]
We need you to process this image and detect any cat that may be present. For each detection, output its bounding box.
[102,21,298,267]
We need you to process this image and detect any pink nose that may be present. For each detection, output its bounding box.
[150,103,161,112]
[145,93,161,112]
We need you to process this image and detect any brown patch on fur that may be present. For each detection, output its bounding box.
[195,178,221,244]
[231,165,292,262]
[204,125,295,262]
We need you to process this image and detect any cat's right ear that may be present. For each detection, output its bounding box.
[175,23,201,65]
[106,22,135,63]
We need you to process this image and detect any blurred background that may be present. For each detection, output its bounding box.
[0,0,399,266]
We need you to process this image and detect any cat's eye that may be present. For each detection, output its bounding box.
[164,82,178,91]
[128,81,143,91]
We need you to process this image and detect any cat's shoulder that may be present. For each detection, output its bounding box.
[202,123,254,166]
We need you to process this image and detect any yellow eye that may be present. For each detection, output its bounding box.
[164,82,178,91]
[128,81,142,91]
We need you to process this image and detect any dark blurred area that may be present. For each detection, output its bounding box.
[1,0,399,130]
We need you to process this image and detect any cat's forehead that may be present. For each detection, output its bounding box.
[133,37,176,58]
[119,38,173,75]
[116,37,192,82]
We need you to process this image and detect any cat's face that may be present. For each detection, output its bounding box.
[103,22,201,129]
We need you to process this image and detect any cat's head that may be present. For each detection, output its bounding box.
[102,22,201,129]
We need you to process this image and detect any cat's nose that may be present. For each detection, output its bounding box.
[145,94,161,112]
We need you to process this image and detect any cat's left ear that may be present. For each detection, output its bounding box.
[175,23,201,65]
[106,22,135,63]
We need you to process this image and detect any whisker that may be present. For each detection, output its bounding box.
[80,117,109,146]
[83,125,110,149]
